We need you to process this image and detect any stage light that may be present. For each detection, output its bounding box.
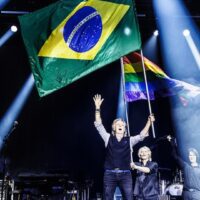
[153,0,199,74]
[153,30,159,36]
[0,29,13,47]
[0,74,34,149]
[11,25,18,32]
[0,26,18,47]
[143,34,159,65]
[153,0,200,159]
[183,29,190,37]
[1,10,29,14]
[124,27,131,36]
[183,32,200,69]
[0,0,10,10]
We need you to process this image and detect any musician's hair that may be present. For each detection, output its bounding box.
[111,118,127,136]
[188,148,199,162]
[138,146,152,162]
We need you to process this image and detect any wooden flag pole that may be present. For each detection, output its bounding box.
[140,50,156,138]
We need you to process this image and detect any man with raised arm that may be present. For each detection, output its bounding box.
[93,94,155,200]
[167,136,200,200]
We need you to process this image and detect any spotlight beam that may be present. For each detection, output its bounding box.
[153,30,159,36]
[153,0,200,78]
[184,34,200,69]
[0,74,34,149]
[1,10,29,14]
[0,29,14,47]
[0,0,10,10]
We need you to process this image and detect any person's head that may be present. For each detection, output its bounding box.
[188,148,199,164]
[112,118,127,136]
[138,146,152,162]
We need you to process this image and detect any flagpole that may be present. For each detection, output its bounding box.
[120,57,130,137]
[140,50,156,138]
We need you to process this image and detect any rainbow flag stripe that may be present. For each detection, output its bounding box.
[123,52,182,102]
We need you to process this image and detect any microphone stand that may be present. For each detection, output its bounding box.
[0,124,17,200]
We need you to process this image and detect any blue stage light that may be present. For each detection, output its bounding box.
[11,25,18,32]
[183,30,200,69]
[143,35,159,63]
[0,74,34,149]
[0,0,10,10]
[183,29,190,36]
[153,0,200,157]
[0,29,14,47]
[153,30,159,37]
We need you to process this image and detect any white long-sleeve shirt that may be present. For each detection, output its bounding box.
[94,121,144,147]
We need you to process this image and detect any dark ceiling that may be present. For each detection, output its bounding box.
[1,0,199,39]
[1,0,199,15]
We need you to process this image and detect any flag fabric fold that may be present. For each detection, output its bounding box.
[19,0,141,97]
[123,52,200,102]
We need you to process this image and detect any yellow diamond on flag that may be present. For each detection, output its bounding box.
[38,0,129,60]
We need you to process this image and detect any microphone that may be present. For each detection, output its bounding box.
[166,134,178,146]
[13,121,18,127]
[10,121,18,132]
[3,121,19,143]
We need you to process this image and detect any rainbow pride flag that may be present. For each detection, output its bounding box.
[123,52,200,102]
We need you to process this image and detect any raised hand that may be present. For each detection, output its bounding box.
[167,135,172,142]
[93,94,104,109]
[148,113,155,123]
[140,114,155,138]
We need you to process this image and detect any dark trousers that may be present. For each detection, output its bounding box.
[103,170,133,200]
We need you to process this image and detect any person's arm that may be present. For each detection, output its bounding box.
[130,114,155,147]
[131,162,150,173]
[140,114,155,139]
[131,162,158,174]
[93,94,110,146]
[93,94,104,123]
[130,135,143,147]
[167,135,185,167]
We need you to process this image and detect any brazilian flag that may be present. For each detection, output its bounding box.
[19,0,141,97]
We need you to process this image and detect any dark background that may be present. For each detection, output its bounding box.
[0,0,199,196]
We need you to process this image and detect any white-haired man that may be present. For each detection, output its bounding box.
[93,94,155,200]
